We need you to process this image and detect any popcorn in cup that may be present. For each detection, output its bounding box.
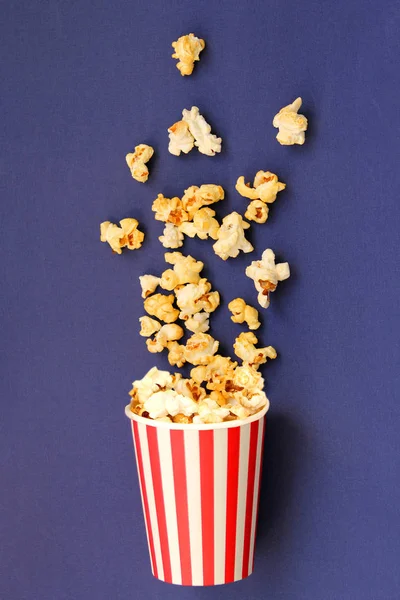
[125,404,268,586]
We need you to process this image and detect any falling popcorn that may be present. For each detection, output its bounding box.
[160,252,204,290]
[159,223,184,248]
[213,212,253,260]
[168,121,195,156]
[125,144,154,182]
[245,200,269,224]
[236,170,286,204]
[144,293,179,323]
[181,184,224,218]
[139,275,160,299]
[182,107,222,156]
[273,97,308,145]
[245,248,290,308]
[100,218,144,254]
[146,323,184,353]
[171,33,205,76]
[233,332,277,369]
[179,207,220,240]
[152,194,189,226]
[184,332,219,365]
[139,316,161,337]
[228,298,260,330]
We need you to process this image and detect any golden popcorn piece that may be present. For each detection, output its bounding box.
[144,293,179,323]
[166,341,186,368]
[171,33,205,76]
[233,364,264,392]
[233,332,277,369]
[228,298,260,330]
[172,413,193,424]
[159,223,184,249]
[100,218,144,254]
[139,274,160,299]
[161,252,204,289]
[185,312,210,334]
[245,200,269,224]
[181,184,225,219]
[146,323,184,353]
[236,171,286,204]
[273,97,308,145]
[174,378,206,403]
[182,107,222,156]
[152,194,189,226]
[245,248,290,309]
[139,316,162,337]
[168,121,195,156]
[125,144,154,182]
[184,333,219,366]
[192,398,230,424]
[179,207,220,240]
[213,211,253,260]
[175,278,220,319]
[190,355,237,385]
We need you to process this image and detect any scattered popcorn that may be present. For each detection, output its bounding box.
[161,252,204,289]
[175,278,220,319]
[100,218,144,254]
[159,223,184,248]
[236,171,286,204]
[152,194,189,226]
[233,364,264,391]
[192,398,230,424]
[171,33,205,76]
[179,207,220,240]
[146,324,184,353]
[181,184,224,219]
[273,97,308,146]
[139,316,162,337]
[245,200,269,224]
[144,293,179,323]
[185,312,210,333]
[182,107,222,156]
[245,248,290,308]
[213,212,253,260]
[190,355,237,386]
[184,333,219,365]
[228,298,260,330]
[139,275,160,299]
[166,341,186,367]
[233,332,277,369]
[125,144,154,182]
[168,120,195,156]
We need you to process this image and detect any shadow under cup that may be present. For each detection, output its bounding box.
[125,404,268,586]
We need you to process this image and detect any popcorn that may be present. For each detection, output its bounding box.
[100,218,144,254]
[144,293,179,323]
[166,341,186,367]
[159,223,184,248]
[245,248,290,308]
[192,398,230,424]
[139,316,161,337]
[160,252,204,289]
[182,107,222,156]
[129,367,173,404]
[171,33,205,76]
[146,324,184,353]
[185,312,210,333]
[152,194,189,226]
[174,378,207,403]
[179,207,220,240]
[233,364,264,391]
[233,332,277,369]
[181,184,224,219]
[235,390,270,412]
[190,355,237,386]
[125,144,154,182]
[213,212,253,260]
[273,97,308,146]
[139,275,160,299]
[168,121,195,156]
[236,171,286,204]
[175,278,220,319]
[184,333,219,365]
[228,298,260,330]
[144,390,198,419]
[245,200,269,224]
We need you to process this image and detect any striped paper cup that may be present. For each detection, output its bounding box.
[125,404,268,586]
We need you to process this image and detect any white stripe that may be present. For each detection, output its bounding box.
[184,429,203,586]
[248,418,265,574]
[213,428,228,585]
[157,428,181,585]
[138,422,164,580]
[234,423,251,580]
[131,424,153,574]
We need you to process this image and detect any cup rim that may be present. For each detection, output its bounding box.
[124,401,269,430]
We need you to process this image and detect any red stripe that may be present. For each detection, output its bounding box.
[170,430,192,585]
[132,421,157,577]
[251,418,266,572]
[199,430,214,585]
[241,420,260,578]
[146,426,172,583]
[224,426,241,583]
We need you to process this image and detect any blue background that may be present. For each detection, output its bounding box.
[1,1,400,598]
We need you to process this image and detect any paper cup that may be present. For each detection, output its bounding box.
[125,404,267,586]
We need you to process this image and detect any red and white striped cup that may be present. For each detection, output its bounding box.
[125,404,267,586]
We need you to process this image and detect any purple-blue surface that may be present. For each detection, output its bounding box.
[1,1,400,598]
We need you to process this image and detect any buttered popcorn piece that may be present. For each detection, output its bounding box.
[181,184,224,219]
[233,332,277,369]
[144,390,198,419]
[179,207,220,240]
[152,194,189,226]
[129,366,173,404]
[245,248,290,308]
[228,298,260,330]
[213,212,253,260]
[175,278,220,319]
[236,171,286,204]
[182,107,222,156]
[245,200,269,224]
[166,341,186,368]
[185,312,210,333]
[160,252,204,290]
[171,33,205,76]
[190,354,237,386]
[144,293,179,323]
[159,223,184,249]
[273,97,308,146]
[168,120,195,156]
[192,398,230,424]
[125,144,154,182]
[139,316,162,337]
[100,218,144,254]
[139,274,160,299]
[146,323,184,353]
[184,333,219,365]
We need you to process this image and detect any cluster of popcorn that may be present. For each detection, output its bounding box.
[100,218,144,254]
[236,170,286,224]
[168,106,222,157]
